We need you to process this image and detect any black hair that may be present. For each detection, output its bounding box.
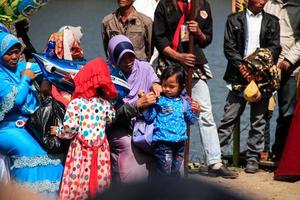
[160,66,186,92]
[96,87,106,99]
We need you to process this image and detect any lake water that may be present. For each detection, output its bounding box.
[28,0,277,162]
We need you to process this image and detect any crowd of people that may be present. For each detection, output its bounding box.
[0,0,299,199]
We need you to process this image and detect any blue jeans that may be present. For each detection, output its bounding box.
[192,79,222,165]
[152,141,185,177]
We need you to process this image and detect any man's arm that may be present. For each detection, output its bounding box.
[196,1,213,48]
[266,17,281,63]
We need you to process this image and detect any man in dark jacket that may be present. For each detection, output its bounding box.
[218,0,281,173]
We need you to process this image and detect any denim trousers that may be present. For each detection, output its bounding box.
[152,141,185,177]
[191,79,222,166]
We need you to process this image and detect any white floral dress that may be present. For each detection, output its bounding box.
[57,97,115,200]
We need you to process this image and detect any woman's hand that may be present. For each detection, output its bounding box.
[136,91,157,110]
[190,100,201,115]
[186,20,200,34]
[50,126,58,136]
[151,83,162,98]
[186,20,206,44]
[21,69,35,80]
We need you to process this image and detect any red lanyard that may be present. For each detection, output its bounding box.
[171,0,191,50]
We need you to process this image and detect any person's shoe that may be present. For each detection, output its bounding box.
[198,165,209,176]
[245,160,259,173]
[208,165,238,179]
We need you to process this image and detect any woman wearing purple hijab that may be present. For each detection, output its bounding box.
[106,35,161,183]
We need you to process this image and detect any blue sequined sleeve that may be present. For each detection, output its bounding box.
[142,104,159,124]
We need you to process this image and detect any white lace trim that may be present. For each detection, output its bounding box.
[20,180,60,193]
[0,86,17,121]
[11,155,62,169]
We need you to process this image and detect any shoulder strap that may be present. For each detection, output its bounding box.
[182,98,188,113]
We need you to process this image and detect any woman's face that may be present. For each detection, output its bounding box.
[2,45,21,70]
[162,74,181,98]
[119,52,135,73]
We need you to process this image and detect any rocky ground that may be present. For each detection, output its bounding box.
[191,169,300,200]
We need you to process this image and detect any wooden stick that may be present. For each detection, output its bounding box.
[184,0,196,177]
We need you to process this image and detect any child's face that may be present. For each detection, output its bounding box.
[162,74,181,98]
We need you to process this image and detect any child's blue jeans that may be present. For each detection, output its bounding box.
[152,141,185,177]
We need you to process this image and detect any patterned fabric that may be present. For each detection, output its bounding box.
[48,28,83,60]
[244,48,281,92]
[57,97,115,141]
[0,0,48,24]
[233,48,281,94]
[57,97,115,199]
[11,155,61,169]
[58,137,111,200]
[0,86,17,121]
[143,96,196,143]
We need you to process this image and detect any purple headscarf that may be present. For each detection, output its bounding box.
[107,35,159,105]
[108,35,136,66]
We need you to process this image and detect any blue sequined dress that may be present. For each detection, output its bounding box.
[0,32,63,196]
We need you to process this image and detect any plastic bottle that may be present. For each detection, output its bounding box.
[45,40,57,58]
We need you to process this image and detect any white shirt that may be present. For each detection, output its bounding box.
[133,0,159,20]
[244,9,263,57]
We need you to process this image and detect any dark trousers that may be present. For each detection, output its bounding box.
[218,91,269,162]
[272,76,297,159]
[264,110,273,151]
[152,141,185,177]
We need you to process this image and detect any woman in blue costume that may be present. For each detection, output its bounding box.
[0,32,63,195]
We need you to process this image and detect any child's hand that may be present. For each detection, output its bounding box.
[50,126,58,135]
[190,100,201,115]
[151,83,162,98]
